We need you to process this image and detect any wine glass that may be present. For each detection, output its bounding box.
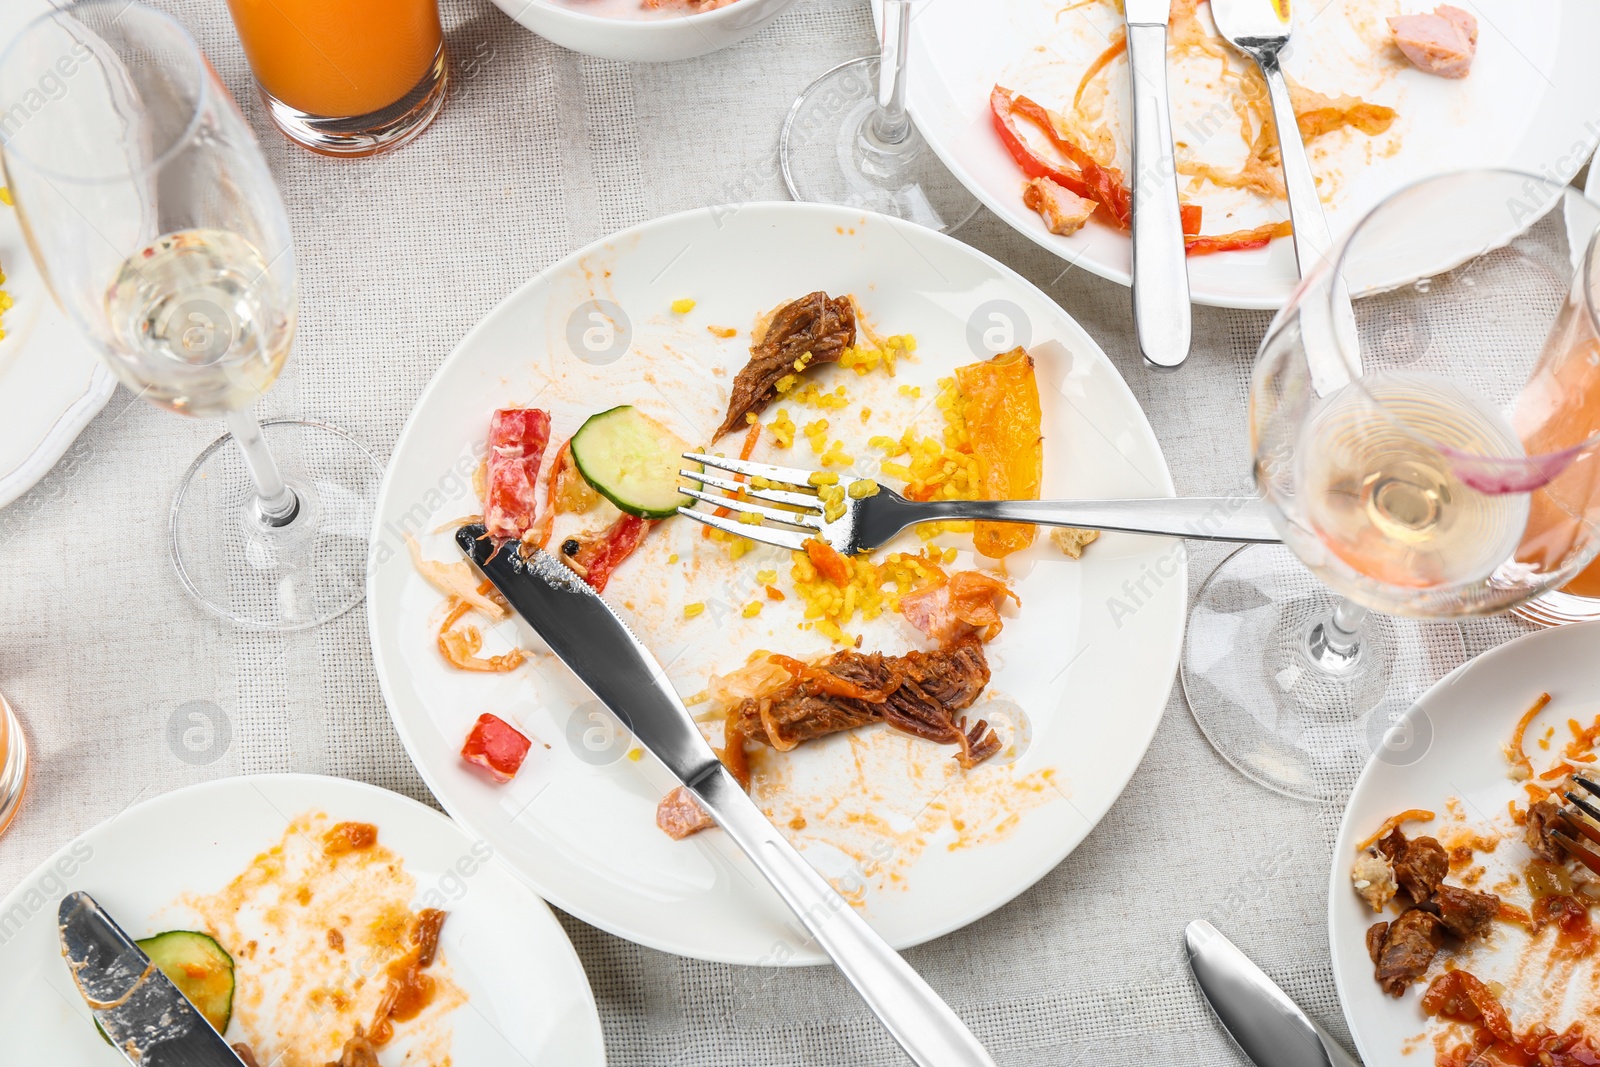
[779,0,979,233]
[1183,170,1600,801]
[0,2,381,630]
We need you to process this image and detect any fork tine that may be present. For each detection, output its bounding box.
[1565,788,1600,826]
[684,451,820,487]
[679,488,822,530]
[1558,806,1600,847]
[1552,828,1600,876]
[676,506,810,550]
[679,468,821,510]
[1573,775,1600,798]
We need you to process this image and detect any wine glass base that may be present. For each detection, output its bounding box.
[169,418,382,631]
[0,694,28,839]
[1181,545,1461,803]
[257,43,448,158]
[780,56,980,234]
[1513,588,1600,628]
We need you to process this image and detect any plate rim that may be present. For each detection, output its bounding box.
[0,362,115,510]
[1326,619,1600,1065]
[366,199,1186,964]
[0,770,607,1064]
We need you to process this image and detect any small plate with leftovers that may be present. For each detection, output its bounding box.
[0,773,604,1065]
[1331,620,1600,1065]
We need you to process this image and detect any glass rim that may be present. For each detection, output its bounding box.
[1308,167,1600,473]
[0,0,208,186]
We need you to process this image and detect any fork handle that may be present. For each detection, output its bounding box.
[909,495,1280,543]
[692,765,997,1067]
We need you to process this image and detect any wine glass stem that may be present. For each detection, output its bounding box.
[870,0,913,147]
[226,408,299,527]
[1305,595,1367,674]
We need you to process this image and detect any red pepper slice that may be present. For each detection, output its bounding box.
[484,408,552,541]
[990,85,1202,237]
[574,514,652,593]
[1184,220,1293,257]
[461,713,533,783]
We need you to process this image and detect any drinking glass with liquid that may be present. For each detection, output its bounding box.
[0,692,27,839]
[0,2,382,630]
[225,0,448,156]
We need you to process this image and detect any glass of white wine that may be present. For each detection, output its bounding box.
[1183,170,1600,801]
[0,1,380,630]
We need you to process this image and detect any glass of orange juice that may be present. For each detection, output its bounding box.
[223,0,448,157]
[0,692,29,838]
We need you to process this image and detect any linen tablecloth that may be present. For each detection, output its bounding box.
[0,1,1543,1062]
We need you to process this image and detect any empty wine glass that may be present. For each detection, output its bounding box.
[0,2,381,630]
[1183,170,1600,801]
[779,0,978,232]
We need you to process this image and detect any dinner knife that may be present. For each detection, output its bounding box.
[58,891,249,1065]
[458,526,998,1067]
[1186,920,1362,1067]
[1124,0,1193,369]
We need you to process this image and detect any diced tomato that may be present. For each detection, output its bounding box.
[574,514,651,593]
[484,408,551,541]
[461,713,532,783]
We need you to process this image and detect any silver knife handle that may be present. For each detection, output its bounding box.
[694,767,997,1067]
[1126,19,1192,369]
[910,495,1281,543]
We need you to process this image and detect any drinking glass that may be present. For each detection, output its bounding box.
[0,1,381,630]
[224,0,449,157]
[779,0,978,232]
[0,692,27,838]
[1183,170,1600,801]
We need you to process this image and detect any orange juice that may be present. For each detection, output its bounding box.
[225,0,443,118]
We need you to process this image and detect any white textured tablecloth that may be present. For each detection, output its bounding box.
[0,1,1546,1062]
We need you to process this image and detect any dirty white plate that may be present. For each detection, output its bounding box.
[1330,621,1600,1063]
[0,774,605,1063]
[0,0,115,510]
[367,201,1185,964]
[903,0,1600,309]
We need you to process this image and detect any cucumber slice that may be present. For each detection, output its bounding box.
[570,405,695,519]
[138,930,235,1034]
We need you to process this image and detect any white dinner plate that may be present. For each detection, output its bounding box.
[367,201,1187,964]
[903,0,1600,309]
[1330,621,1600,1063]
[0,0,116,510]
[0,774,606,1063]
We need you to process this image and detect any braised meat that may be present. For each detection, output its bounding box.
[657,785,716,840]
[1525,795,1565,862]
[1431,884,1500,941]
[1379,829,1448,904]
[1366,921,1389,965]
[232,1046,262,1067]
[734,637,999,766]
[715,292,855,439]
[1374,908,1444,997]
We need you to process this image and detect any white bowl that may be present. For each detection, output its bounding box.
[489,0,800,62]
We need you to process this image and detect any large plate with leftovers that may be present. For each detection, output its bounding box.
[367,201,1186,964]
[899,0,1600,309]
[0,773,605,1064]
[1331,620,1600,1065]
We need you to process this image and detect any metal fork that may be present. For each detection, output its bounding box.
[1549,774,1600,875]
[677,452,1281,553]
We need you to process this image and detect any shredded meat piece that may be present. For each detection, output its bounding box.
[1525,795,1566,862]
[232,1045,262,1067]
[1374,908,1443,997]
[1431,884,1500,941]
[1022,176,1095,236]
[733,637,997,766]
[715,292,855,439]
[1389,5,1477,78]
[1379,829,1448,904]
[325,1028,380,1067]
[1351,848,1398,912]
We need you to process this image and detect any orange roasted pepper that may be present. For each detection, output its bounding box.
[956,347,1043,559]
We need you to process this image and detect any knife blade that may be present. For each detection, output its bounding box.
[58,891,248,1065]
[1186,920,1362,1067]
[1124,0,1193,369]
[457,525,998,1067]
